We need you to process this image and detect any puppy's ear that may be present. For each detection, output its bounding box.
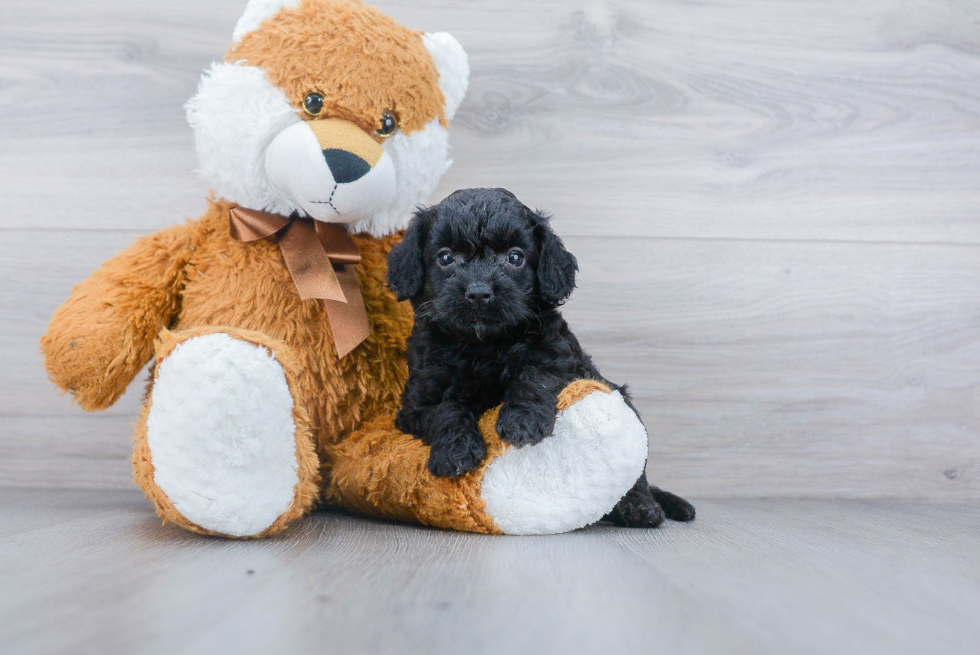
[532,211,578,305]
[387,208,433,301]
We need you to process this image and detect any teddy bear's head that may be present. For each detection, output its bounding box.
[186,0,468,237]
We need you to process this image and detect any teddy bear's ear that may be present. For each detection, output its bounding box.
[232,0,303,42]
[422,32,470,121]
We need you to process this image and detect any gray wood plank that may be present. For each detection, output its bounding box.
[569,239,980,500]
[5,231,978,499]
[0,229,146,417]
[3,1,979,499]
[616,499,980,655]
[1,0,979,241]
[0,416,134,491]
[1,489,978,655]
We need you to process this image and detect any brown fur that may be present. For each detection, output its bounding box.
[42,200,412,534]
[556,379,611,411]
[326,380,611,534]
[227,0,447,136]
[40,223,197,411]
[40,1,616,537]
[41,202,616,536]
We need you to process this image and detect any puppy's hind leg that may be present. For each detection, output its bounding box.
[603,472,666,528]
[650,485,696,522]
[603,383,697,524]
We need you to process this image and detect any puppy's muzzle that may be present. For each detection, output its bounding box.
[465,282,493,308]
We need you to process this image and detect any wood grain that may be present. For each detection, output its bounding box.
[4,231,978,498]
[1,0,979,240]
[1,0,979,499]
[2,489,978,655]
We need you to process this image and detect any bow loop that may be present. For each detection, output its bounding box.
[229,206,371,358]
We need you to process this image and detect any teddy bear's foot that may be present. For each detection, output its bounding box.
[133,328,319,538]
[326,380,648,535]
[479,381,649,534]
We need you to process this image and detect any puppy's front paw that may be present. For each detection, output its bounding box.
[395,407,431,444]
[496,403,556,448]
[427,429,487,478]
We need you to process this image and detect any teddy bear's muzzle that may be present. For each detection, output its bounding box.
[322,149,370,183]
[308,118,385,180]
[264,118,396,223]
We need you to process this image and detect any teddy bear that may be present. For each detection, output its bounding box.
[40,0,652,537]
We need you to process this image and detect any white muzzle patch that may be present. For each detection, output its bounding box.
[265,120,397,223]
[188,62,460,236]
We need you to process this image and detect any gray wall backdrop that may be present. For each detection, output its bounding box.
[1,0,978,499]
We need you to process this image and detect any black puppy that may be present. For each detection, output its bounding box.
[386,188,694,527]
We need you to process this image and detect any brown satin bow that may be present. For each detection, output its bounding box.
[229,206,371,358]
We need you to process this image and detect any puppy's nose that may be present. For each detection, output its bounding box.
[465,283,493,306]
[322,149,370,184]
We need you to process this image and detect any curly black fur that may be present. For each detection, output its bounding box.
[387,188,695,526]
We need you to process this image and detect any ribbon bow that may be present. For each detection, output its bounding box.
[229,206,371,358]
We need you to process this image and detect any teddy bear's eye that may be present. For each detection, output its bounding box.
[303,93,324,117]
[437,249,454,267]
[376,111,398,139]
[507,249,526,267]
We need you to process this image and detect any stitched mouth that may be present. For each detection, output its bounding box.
[309,184,340,215]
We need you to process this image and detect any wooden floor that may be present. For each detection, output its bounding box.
[2,488,978,655]
[2,1,979,652]
[2,0,979,500]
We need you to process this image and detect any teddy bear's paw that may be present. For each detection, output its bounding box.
[144,332,305,537]
[480,388,648,535]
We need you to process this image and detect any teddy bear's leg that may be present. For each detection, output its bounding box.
[133,327,320,538]
[326,380,648,535]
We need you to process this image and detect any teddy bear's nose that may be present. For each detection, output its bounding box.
[322,148,371,184]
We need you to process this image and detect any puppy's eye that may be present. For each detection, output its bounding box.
[507,249,526,267]
[376,111,398,139]
[437,249,455,267]
[303,93,324,117]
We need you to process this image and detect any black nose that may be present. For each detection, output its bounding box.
[322,149,370,184]
[466,283,493,306]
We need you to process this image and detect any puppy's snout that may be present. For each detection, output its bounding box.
[465,283,493,306]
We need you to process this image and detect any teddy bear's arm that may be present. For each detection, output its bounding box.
[40,223,196,411]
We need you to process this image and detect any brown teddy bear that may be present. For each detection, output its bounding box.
[40,0,651,537]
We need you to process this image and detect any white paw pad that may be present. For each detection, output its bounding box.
[480,390,648,535]
[146,333,299,537]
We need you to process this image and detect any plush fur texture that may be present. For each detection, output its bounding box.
[227,1,448,135]
[146,332,300,537]
[327,379,624,534]
[481,386,650,534]
[232,0,304,42]
[41,0,663,538]
[132,326,321,538]
[264,117,398,222]
[421,32,468,120]
[141,330,317,537]
[387,188,696,525]
[187,62,301,219]
[188,0,468,236]
[45,200,414,536]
